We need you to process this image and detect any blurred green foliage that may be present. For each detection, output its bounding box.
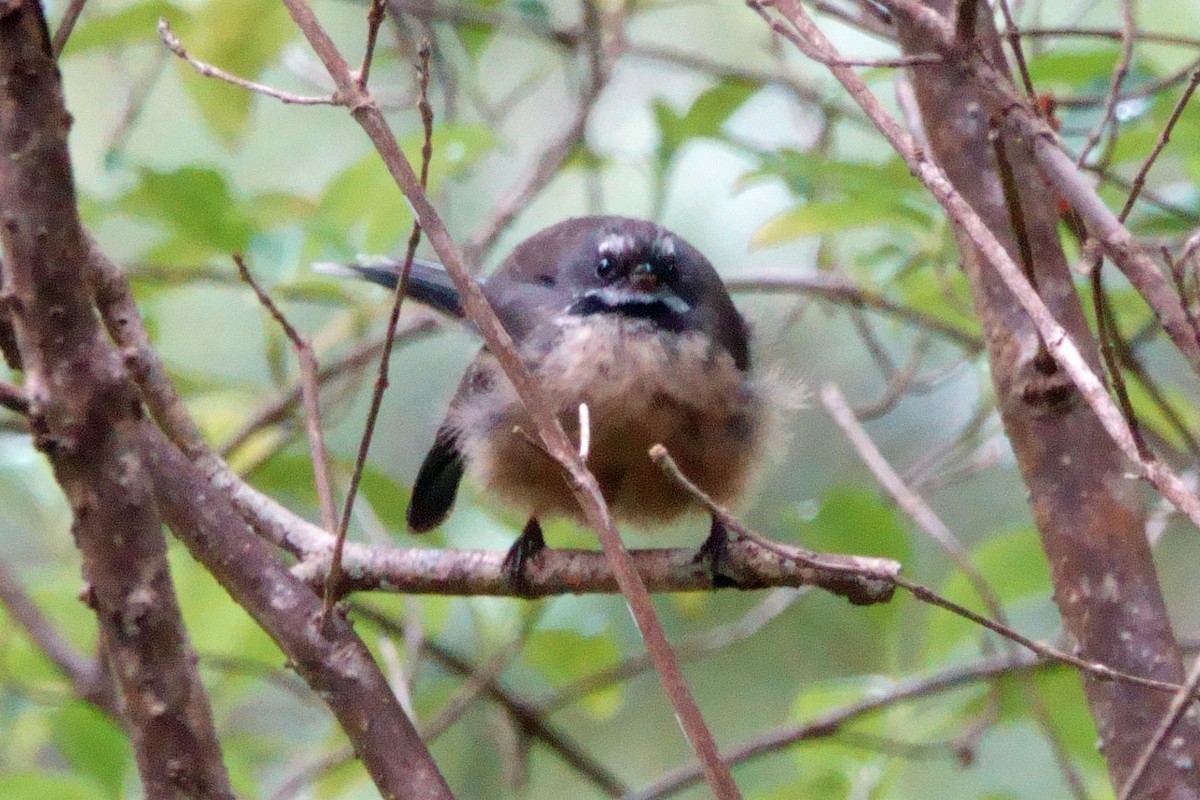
[3,0,1200,798]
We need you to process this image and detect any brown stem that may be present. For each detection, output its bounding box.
[278,0,744,794]
[0,4,234,795]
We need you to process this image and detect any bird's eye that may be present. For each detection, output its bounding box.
[596,257,615,279]
[535,274,556,287]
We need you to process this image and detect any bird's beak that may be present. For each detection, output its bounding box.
[629,262,658,294]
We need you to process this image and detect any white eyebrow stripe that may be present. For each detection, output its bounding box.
[597,233,636,256]
[656,236,676,257]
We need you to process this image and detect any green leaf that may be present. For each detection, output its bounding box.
[655,78,759,165]
[752,197,928,245]
[50,702,129,799]
[787,485,912,564]
[355,467,414,534]
[249,192,319,229]
[742,150,918,199]
[895,266,980,337]
[62,2,184,55]
[523,628,618,686]
[174,0,295,143]
[924,527,1054,664]
[313,126,494,253]
[1026,49,1120,91]
[117,166,254,259]
[456,22,495,58]
[0,773,100,800]
[993,665,1100,761]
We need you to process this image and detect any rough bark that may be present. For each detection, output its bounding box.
[0,4,456,797]
[896,3,1200,796]
[0,2,234,797]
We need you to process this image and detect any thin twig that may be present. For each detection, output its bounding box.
[726,271,982,352]
[542,588,806,713]
[462,63,605,267]
[1075,0,1137,166]
[756,0,1200,531]
[218,315,439,459]
[357,0,388,91]
[995,0,1036,99]
[1118,652,1200,799]
[0,379,28,415]
[270,748,356,800]
[649,444,902,588]
[420,608,542,742]
[322,43,434,624]
[1118,67,1200,221]
[158,19,337,105]
[50,0,88,58]
[1090,269,1150,460]
[0,559,116,714]
[1020,26,1200,49]
[279,0,746,792]
[234,255,338,535]
[765,12,940,68]
[651,443,1186,697]
[104,48,170,164]
[358,606,628,797]
[627,651,1056,800]
[820,383,1089,799]
[1058,54,1200,109]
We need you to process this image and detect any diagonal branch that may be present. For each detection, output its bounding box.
[0,4,234,795]
[274,1,745,794]
[0,559,117,715]
[866,0,1200,375]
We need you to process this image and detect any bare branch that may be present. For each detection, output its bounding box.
[278,1,743,793]
[1119,67,1200,221]
[821,383,1087,798]
[0,379,28,415]
[1075,0,1137,166]
[234,254,338,535]
[158,19,337,105]
[756,0,1200,530]
[628,651,1055,800]
[50,0,88,57]
[1120,652,1200,799]
[0,5,234,794]
[324,44,434,621]
[360,607,629,797]
[292,537,897,603]
[0,559,116,714]
[864,0,1200,374]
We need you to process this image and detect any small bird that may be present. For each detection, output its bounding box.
[321,216,766,591]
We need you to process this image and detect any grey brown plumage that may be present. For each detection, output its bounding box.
[322,215,766,585]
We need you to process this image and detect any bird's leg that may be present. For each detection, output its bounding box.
[502,517,547,598]
[696,514,739,589]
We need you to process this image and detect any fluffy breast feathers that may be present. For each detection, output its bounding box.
[445,315,767,525]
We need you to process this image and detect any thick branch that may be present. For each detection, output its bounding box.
[872,0,1200,374]
[275,1,744,794]
[0,3,233,796]
[143,424,455,800]
[293,537,899,604]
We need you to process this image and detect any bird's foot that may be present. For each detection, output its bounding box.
[502,518,547,598]
[695,516,740,589]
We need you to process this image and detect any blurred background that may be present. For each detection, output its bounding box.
[3,0,1200,797]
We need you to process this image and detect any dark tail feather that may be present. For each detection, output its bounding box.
[315,257,465,318]
[407,427,465,532]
